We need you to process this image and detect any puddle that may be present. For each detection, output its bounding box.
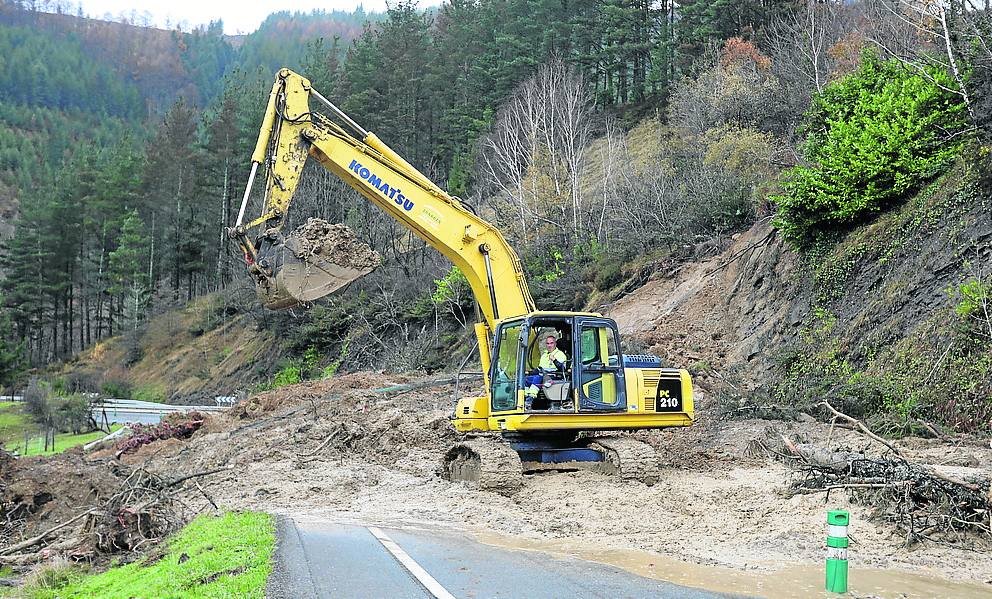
[473,531,991,599]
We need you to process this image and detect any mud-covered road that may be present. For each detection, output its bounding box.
[5,372,990,598]
[268,517,737,598]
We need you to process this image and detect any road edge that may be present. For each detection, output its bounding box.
[266,515,319,599]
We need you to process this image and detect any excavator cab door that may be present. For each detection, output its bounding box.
[489,318,526,413]
[574,317,627,412]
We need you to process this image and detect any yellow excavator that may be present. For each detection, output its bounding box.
[229,69,694,493]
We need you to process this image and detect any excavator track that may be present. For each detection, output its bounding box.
[441,437,523,496]
[588,436,659,485]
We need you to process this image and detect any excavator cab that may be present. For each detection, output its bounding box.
[489,313,628,414]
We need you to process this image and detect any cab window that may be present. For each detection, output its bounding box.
[580,327,600,364]
[491,322,522,411]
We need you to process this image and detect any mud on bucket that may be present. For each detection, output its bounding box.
[255,218,381,310]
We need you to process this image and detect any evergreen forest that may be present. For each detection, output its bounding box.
[0,0,990,434]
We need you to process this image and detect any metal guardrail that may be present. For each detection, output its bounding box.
[91,399,229,425]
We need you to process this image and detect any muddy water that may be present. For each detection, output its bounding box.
[474,531,990,599]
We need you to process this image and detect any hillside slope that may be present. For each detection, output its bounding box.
[61,294,276,404]
[60,160,990,429]
[609,219,803,386]
[610,158,991,429]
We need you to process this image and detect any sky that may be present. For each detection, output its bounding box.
[66,0,429,35]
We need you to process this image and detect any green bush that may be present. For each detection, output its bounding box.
[133,383,167,403]
[271,364,302,389]
[101,377,132,399]
[592,259,624,292]
[55,394,93,434]
[431,266,470,305]
[773,52,968,248]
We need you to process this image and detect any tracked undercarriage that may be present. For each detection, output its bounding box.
[441,435,659,495]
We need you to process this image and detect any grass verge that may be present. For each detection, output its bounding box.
[18,511,275,599]
[0,401,124,457]
[0,402,36,448]
[20,425,123,457]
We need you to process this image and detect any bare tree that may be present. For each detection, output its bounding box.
[477,56,595,251]
[763,1,865,134]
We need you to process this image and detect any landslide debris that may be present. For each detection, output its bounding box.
[0,424,230,568]
[121,372,992,585]
[4,371,990,585]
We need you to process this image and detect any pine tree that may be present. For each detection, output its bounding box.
[141,99,202,299]
[108,210,151,331]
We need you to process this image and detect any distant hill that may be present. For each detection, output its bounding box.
[233,10,382,78]
[0,2,380,232]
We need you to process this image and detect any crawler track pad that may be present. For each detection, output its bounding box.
[442,438,523,496]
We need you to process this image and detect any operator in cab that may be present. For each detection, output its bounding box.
[524,334,568,405]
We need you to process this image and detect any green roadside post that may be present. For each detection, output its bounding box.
[826,510,849,593]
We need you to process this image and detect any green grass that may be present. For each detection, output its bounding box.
[0,401,123,457]
[0,402,36,448]
[20,511,275,599]
[19,425,123,457]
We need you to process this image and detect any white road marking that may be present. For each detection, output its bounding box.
[367,526,457,599]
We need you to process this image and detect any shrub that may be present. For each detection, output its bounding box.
[773,52,968,248]
[101,373,132,399]
[55,394,94,434]
[431,266,471,305]
[133,383,167,403]
[63,370,101,394]
[24,377,52,424]
[271,363,302,389]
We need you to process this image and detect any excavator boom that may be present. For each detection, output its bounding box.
[229,69,535,332]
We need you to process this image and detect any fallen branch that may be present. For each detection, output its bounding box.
[163,465,235,488]
[194,480,218,511]
[768,434,991,544]
[792,482,908,494]
[0,509,100,556]
[818,401,902,456]
[300,429,343,457]
[372,373,483,396]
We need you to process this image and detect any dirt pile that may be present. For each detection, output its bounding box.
[145,372,461,480]
[289,218,381,272]
[0,439,231,566]
[0,450,123,547]
[105,373,992,587]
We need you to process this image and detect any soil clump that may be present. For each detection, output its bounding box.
[289,218,381,272]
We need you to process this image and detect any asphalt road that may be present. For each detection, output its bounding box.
[268,518,744,599]
[92,399,224,424]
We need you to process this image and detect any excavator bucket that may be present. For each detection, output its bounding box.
[253,219,381,310]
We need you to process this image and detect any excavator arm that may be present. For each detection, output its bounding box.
[228,68,536,334]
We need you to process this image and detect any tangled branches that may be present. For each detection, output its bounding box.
[754,401,992,547]
[0,464,231,566]
[790,451,991,546]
